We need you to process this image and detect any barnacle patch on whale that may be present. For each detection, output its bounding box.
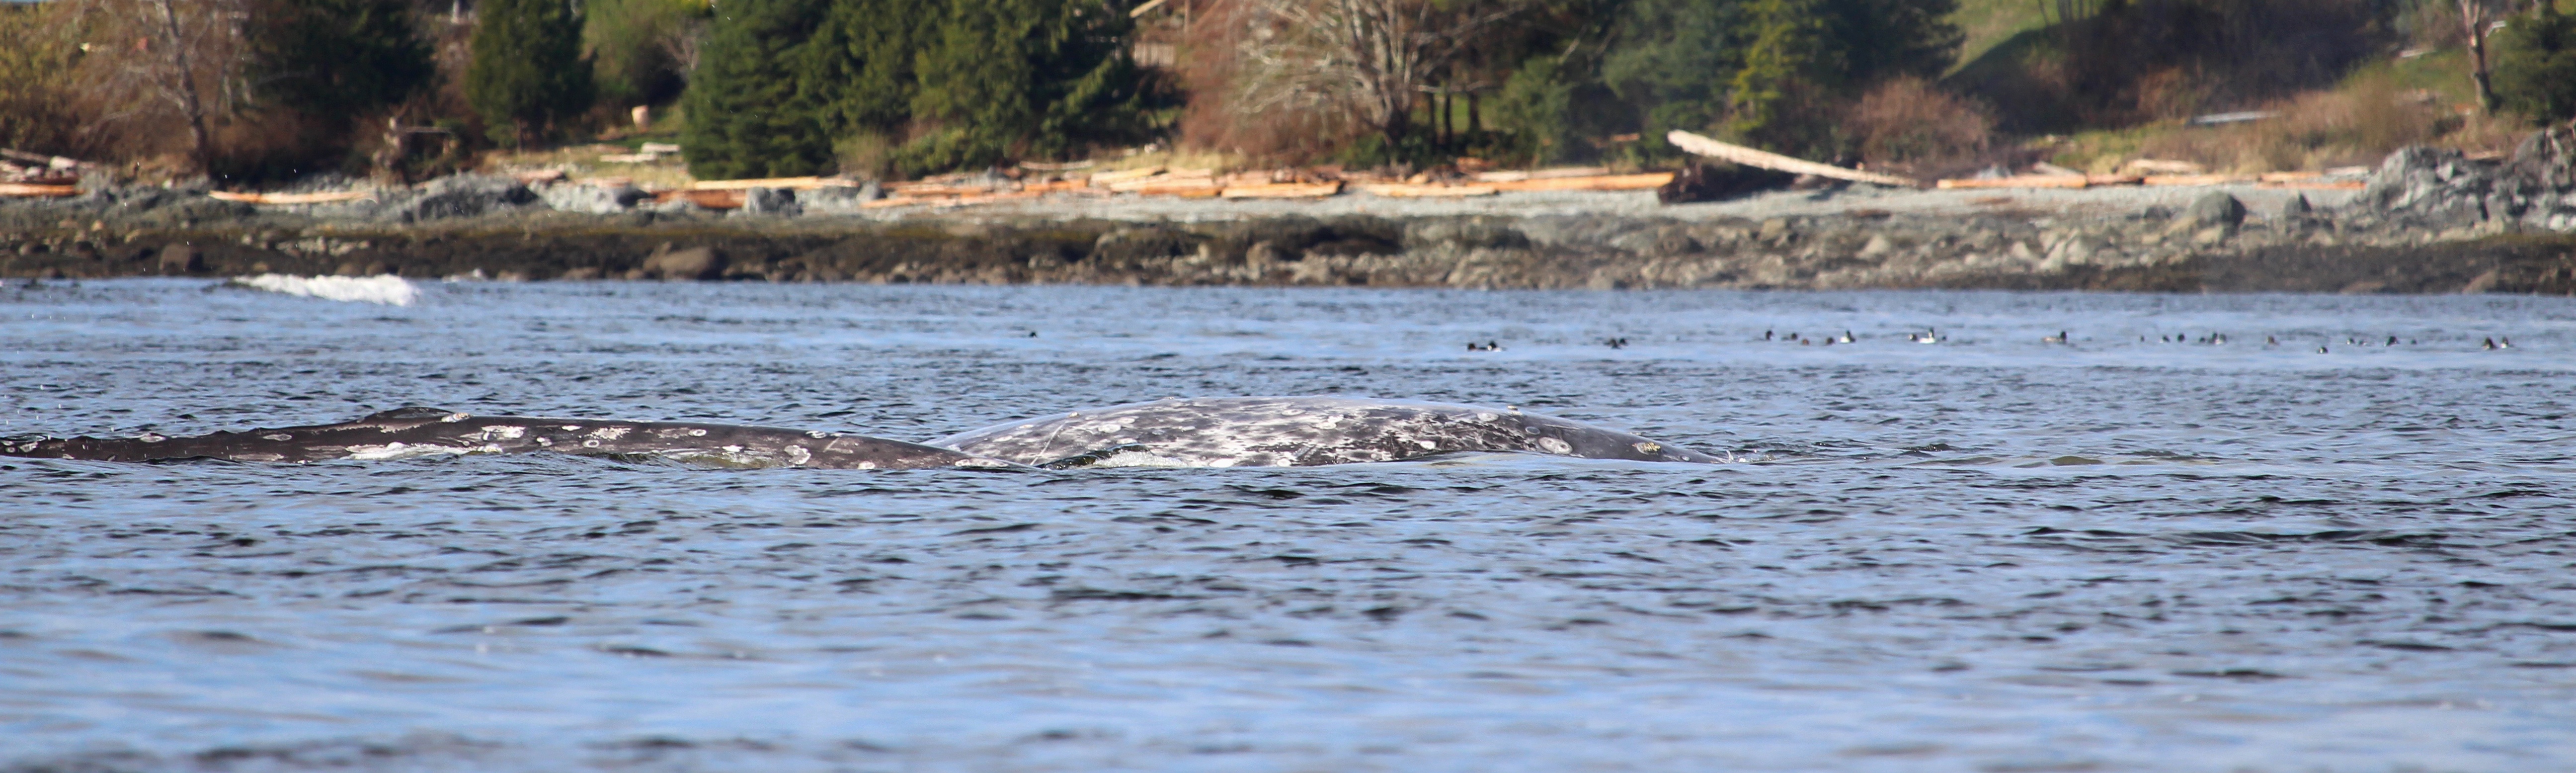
[934,397,1722,468]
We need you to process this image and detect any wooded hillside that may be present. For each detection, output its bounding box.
[0,0,2567,184]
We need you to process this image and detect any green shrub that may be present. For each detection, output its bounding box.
[583,0,707,108]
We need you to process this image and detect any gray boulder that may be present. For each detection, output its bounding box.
[643,195,705,215]
[2361,135,2576,232]
[2362,146,2495,227]
[801,182,880,214]
[741,186,800,216]
[2276,193,2311,220]
[158,244,204,273]
[2501,125,2576,231]
[395,174,538,222]
[538,183,649,214]
[641,244,725,280]
[2186,191,2246,230]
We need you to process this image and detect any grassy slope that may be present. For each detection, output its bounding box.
[1945,0,2052,74]
[1935,0,2541,173]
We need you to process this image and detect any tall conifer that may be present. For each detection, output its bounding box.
[678,0,834,179]
[247,0,433,121]
[802,0,925,133]
[465,0,596,147]
[900,0,1143,172]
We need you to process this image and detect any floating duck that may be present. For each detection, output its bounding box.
[2043,331,2068,344]
[1836,331,1856,344]
[2482,337,2497,350]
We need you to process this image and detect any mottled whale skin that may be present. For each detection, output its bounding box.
[933,397,1726,468]
[1,407,1021,470]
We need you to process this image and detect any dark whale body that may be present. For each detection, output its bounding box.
[1,407,1020,470]
[934,397,1725,468]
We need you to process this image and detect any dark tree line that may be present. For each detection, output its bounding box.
[679,0,1152,179]
[8,0,2573,181]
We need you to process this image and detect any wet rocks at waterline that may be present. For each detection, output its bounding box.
[2,144,2575,292]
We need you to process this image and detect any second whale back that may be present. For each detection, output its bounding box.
[933,397,1722,468]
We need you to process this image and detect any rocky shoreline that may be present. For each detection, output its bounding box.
[4,137,2574,294]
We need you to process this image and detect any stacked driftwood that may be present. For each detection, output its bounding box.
[0,149,83,198]
[1933,158,2371,191]
[850,163,1673,209]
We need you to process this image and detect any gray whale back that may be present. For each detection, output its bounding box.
[932,397,1725,468]
[2,407,1020,470]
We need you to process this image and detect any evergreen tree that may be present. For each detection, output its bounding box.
[1495,55,1581,163]
[674,0,1149,177]
[1599,0,1957,157]
[802,0,927,133]
[246,0,433,121]
[466,0,596,147]
[1601,0,1757,144]
[1723,0,1839,156]
[899,0,1143,173]
[679,0,834,178]
[2496,1,2576,123]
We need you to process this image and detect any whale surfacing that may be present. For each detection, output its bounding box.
[934,397,1724,468]
[2,407,1020,470]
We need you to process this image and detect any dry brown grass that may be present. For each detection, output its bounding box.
[2055,68,2536,174]
[0,4,99,159]
[1947,0,2381,133]
[2129,69,2517,172]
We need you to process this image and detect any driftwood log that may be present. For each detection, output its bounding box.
[1665,131,1920,187]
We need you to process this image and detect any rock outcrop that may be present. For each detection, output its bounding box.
[390,174,539,222]
[2363,126,2576,232]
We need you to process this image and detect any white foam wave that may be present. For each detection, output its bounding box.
[231,274,420,306]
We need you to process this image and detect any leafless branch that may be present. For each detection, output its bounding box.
[1232,0,1524,141]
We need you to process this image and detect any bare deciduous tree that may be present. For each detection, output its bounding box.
[56,0,251,174]
[1231,0,1524,146]
[2460,0,2500,113]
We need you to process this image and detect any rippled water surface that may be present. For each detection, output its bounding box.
[5,279,2575,772]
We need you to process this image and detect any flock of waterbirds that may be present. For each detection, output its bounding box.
[1454,329,2529,351]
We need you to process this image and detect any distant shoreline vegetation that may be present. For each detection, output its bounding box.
[0,0,2570,186]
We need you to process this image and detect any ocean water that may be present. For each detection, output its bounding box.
[3,278,2573,772]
